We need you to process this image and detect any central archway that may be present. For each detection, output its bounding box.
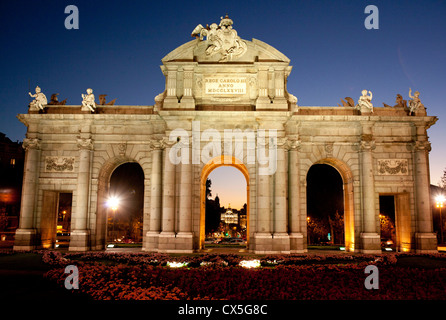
[200,155,249,250]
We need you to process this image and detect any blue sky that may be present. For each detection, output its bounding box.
[1,0,445,191]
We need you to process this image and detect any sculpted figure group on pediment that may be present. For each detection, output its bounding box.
[191,15,247,62]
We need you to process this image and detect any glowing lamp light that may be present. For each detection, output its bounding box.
[239,260,261,269]
[167,261,188,268]
[436,195,445,208]
[107,196,120,211]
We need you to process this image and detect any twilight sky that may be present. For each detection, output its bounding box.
[1,0,445,206]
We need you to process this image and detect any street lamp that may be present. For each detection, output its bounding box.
[436,195,445,245]
[107,196,120,243]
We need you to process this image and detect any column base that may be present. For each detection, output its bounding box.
[162,97,179,109]
[143,231,160,252]
[289,233,305,253]
[253,233,291,254]
[415,232,438,253]
[360,232,381,254]
[69,230,90,251]
[179,97,195,109]
[253,233,273,254]
[158,232,194,253]
[174,232,194,253]
[272,233,290,253]
[13,228,37,251]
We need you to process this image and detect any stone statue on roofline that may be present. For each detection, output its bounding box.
[48,93,67,105]
[28,86,48,111]
[338,97,355,108]
[408,88,423,115]
[382,94,407,109]
[356,89,373,113]
[98,94,117,106]
[81,88,96,112]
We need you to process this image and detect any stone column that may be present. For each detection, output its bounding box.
[163,65,179,108]
[176,154,194,252]
[255,65,270,109]
[69,137,93,251]
[158,143,176,251]
[180,65,195,109]
[13,138,41,250]
[272,68,287,109]
[359,131,381,253]
[272,138,290,252]
[288,139,304,252]
[254,135,273,253]
[145,142,163,251]
[413,139,437,252]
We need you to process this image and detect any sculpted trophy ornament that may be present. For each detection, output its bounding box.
[191,15,247,62]
[81,88,96,112]
[28,86,48,111]
[356,89,373,113]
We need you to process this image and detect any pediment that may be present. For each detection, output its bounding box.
[161,38,290,64]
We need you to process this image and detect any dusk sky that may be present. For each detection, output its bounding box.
[1,1,445,206]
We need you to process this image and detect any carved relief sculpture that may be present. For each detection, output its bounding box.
[45,156,75,172]
[377,159,409,175]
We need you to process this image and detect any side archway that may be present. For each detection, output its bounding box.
[199,155,249,249]
[306,158,356,252]
[95,156,145,250]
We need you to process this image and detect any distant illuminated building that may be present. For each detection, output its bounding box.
[221,206,238,225]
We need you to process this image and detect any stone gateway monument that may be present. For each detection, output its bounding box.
[14,16,438,253]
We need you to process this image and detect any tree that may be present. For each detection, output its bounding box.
[206,178,212,198]
[380,214,395,240]
[205,178,221,235]
[440,168,446,190]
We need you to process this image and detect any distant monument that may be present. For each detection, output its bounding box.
[14,15,438,255]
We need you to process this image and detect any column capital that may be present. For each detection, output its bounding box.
[22,138,41,150]
[413,140,432,152]
[359,139,376,151]
[150,140,165,150]
[77,138,94,150]
[285,138,301,151]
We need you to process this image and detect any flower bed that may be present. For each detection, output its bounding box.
[41,251,446,300]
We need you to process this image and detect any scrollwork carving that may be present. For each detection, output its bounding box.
[45,156,75,172]
[377,159,408,176]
